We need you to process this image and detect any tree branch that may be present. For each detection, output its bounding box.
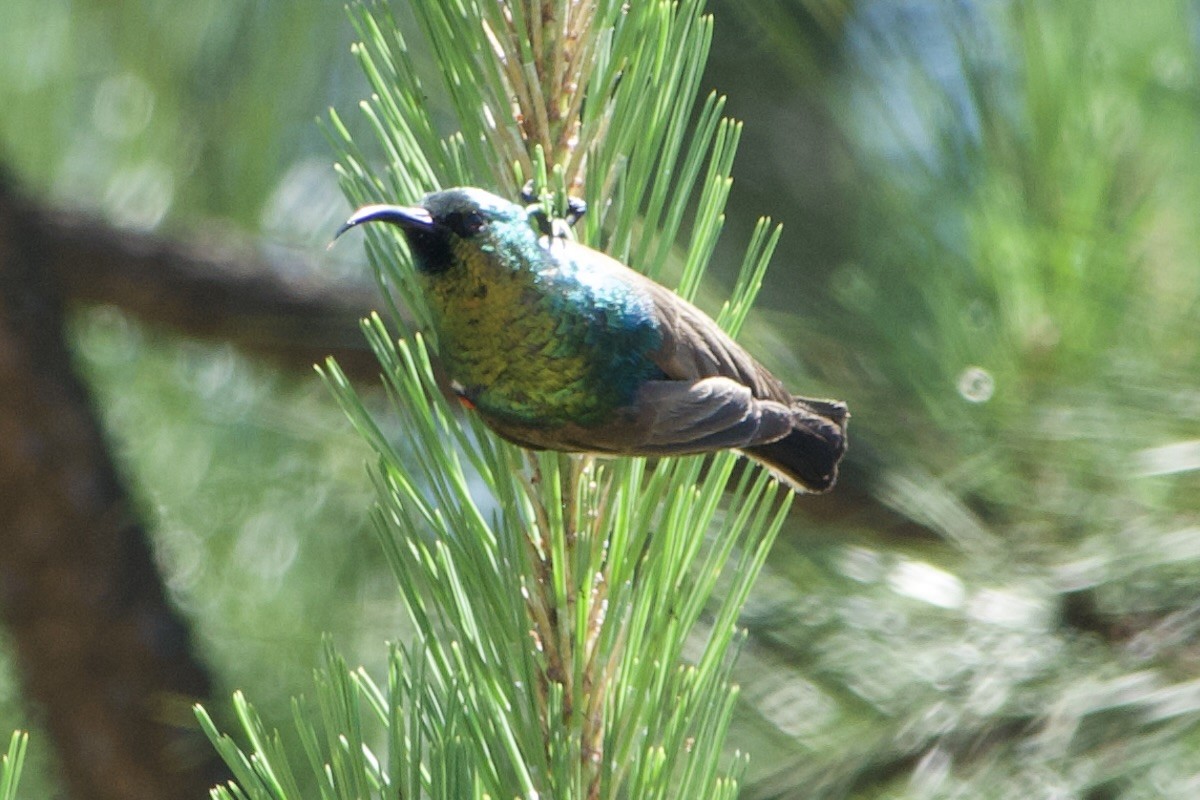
[38,195,382,381]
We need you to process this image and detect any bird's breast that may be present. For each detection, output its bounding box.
[425,249,664,427]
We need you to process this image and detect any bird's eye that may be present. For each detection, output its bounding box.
[463,211,485,233]
[444,210,487,238]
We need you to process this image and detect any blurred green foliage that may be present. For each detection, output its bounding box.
[0,0,359,224]
[727,1,1200,797]
[0,0,1198,797]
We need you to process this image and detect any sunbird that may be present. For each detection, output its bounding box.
[336,187,847,493]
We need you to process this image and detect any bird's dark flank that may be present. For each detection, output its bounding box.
[336,187,848,493]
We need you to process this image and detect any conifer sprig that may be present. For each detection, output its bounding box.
[202,2,790,798]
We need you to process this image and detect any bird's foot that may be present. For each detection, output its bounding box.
[521,180,587,239]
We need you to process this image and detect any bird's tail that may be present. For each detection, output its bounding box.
[742,397,848,493]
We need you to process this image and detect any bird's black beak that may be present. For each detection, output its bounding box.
[333,204,436,241]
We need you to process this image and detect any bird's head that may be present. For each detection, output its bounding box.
[334,187,537,275]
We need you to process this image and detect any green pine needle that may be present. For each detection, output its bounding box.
[0,731,28,800]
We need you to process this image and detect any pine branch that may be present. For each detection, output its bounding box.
[202,2,796,798]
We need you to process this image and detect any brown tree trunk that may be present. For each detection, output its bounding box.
[0,158,409,795]
[0,178,234,798]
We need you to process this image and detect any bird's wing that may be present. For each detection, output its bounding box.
[628,377,794,455]
[637,278,792,402]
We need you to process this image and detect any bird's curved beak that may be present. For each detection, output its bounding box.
[333,204,436,241]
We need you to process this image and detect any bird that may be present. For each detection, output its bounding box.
[335,186,847,493]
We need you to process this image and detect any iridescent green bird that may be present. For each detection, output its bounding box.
[337,187,848,493]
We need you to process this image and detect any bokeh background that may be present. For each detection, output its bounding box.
[1,0,1198,797]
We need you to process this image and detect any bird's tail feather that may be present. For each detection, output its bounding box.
[742,397,848,493]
